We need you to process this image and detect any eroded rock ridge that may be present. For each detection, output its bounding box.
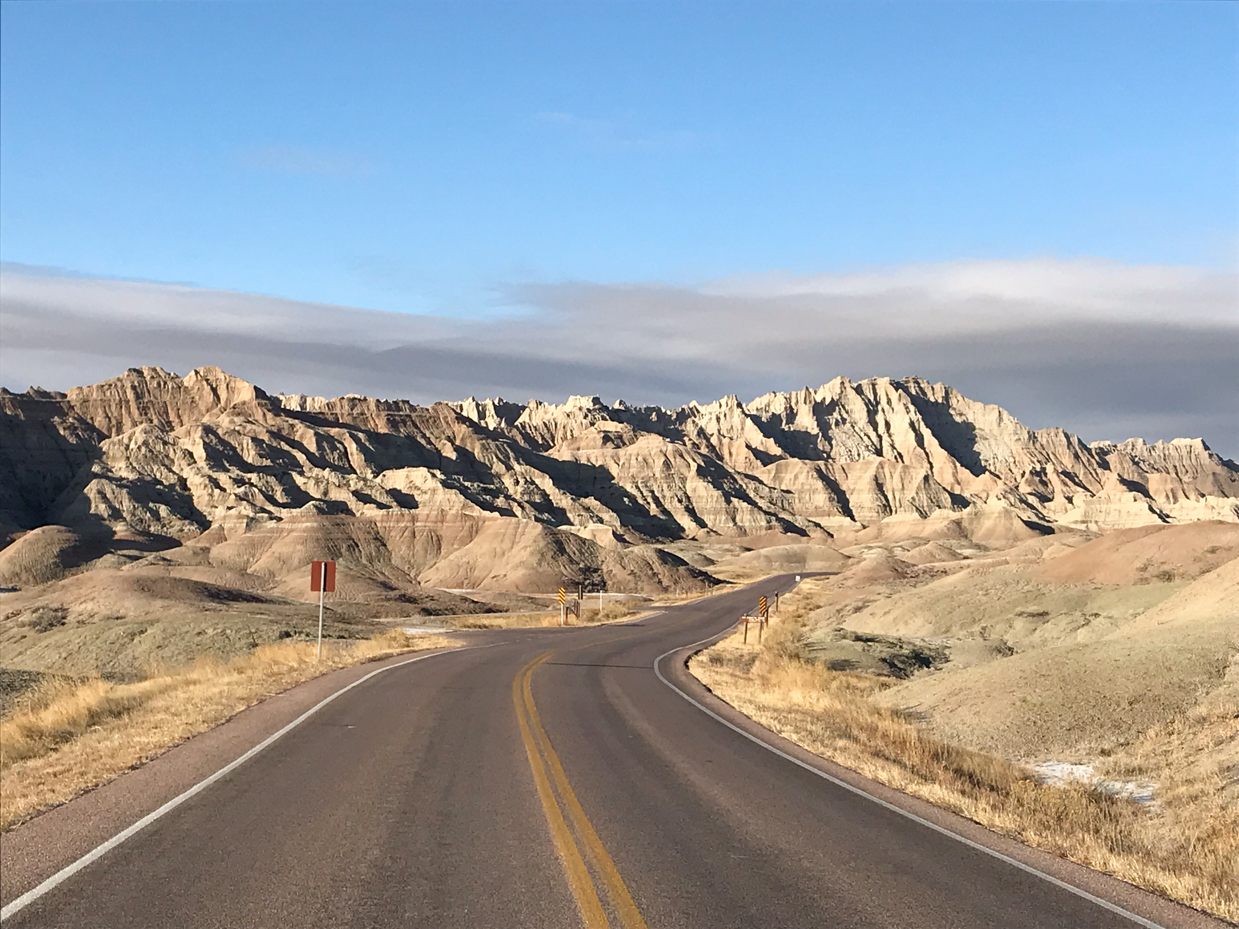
[2,366,1235,592]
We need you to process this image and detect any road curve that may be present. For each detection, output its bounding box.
[1,577,1222,928]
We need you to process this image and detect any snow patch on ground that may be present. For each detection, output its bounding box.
[1034,761,1155,804]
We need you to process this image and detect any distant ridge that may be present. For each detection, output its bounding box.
[1,366,1236,591]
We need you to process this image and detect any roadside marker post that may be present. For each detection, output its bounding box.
[741,613,764,644]
[743,594,774,645]
[311,560,337,659]
[558,587,567,625]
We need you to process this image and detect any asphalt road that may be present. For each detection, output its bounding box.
[1,577,1218,928]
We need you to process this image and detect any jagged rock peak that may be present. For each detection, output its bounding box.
[62,366,272,436]
[4,387,69,400]
[563,395,605,411]
[276,393,332,412]
[3,367,1236,548]
[1092,436,1213,453]
[702,393,745,413]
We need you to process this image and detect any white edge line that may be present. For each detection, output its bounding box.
[653,631,1170,929]
[1,643,491,922]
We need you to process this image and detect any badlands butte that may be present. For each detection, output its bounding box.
[1,364,1237,682]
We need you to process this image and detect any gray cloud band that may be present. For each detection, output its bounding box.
[2,263,1236,459]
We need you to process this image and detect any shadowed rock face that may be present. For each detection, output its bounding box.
[1,367,1236,584]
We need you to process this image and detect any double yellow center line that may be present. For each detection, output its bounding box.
[512,651,649,929]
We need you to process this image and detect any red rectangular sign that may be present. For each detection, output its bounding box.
[311,560,336,593]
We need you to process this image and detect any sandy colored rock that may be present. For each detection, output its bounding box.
[3,368,1236,558]
[878,558,1238,759]
[1034,521,1239,586]
[2,367,1237,629]
[0,526,108,586]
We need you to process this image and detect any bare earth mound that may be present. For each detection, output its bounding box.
[1034,520,1239,586]
[417,518,715,594]
[707,542,852,580]
[0,564,488,680]
[0,526,109,587]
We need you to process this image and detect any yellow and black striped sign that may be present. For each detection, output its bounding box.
[557,587,566,605]
[759,595,768,616]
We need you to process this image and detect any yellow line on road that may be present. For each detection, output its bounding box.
[512,587,775,925]
[513,655,609,928]
[522,653,650,929]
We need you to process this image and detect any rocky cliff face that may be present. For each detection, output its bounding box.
[1,367,1236,589]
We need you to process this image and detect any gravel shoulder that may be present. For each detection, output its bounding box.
[0,643,468,906]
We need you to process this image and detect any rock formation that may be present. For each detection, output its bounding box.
[1,366,1235,593]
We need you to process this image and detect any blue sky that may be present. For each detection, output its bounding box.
[2,1,1235,317]
[1,1,1237,454]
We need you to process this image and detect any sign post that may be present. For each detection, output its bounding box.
[558,587,567,626]
[741,612,764,644]
[311,560,337,659]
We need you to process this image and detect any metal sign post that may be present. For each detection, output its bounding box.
[311,560,337,659]
[741,613,764,644]
[558,587,567,625]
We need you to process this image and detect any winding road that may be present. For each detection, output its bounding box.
[0,576,1220,928]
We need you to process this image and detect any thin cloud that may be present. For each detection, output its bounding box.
[234,144,375,178]
[1,259,1235,459]
[535,111,698,153]
[699,259,1236,329]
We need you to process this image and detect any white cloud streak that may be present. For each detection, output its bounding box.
[536,111,698,153]
[234,145,375,177]
[1,259,1235,458]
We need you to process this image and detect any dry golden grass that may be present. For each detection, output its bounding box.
[690,633,1239,922]
[0,629,458,830]
[583,602,636,623]
[457,602,636,629]
[455,610,560,629]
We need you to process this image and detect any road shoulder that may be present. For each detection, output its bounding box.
[658,637,1228,929]
[0,645,462,907]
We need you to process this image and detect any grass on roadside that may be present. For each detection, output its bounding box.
[0,629,458,830]
[690,634,1239,923]
[457,602,634,629]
